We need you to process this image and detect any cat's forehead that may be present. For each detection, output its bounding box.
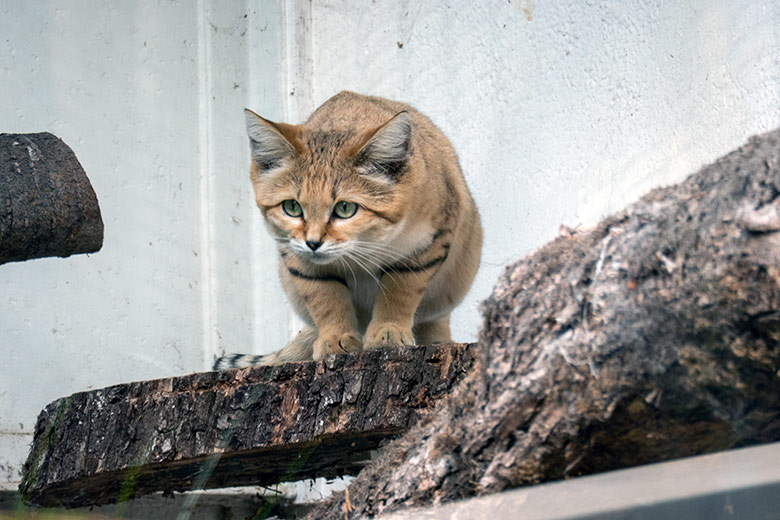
[294,157,394,204]
[303,130,356,157]
[294,129,359,178]
[282,128,395,202]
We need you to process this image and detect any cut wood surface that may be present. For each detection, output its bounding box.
[19,343,477,508]
[0,133,103,264]
[307,129,780,519]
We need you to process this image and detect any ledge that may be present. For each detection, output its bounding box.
[20,343,477,508]
[377,442,780,520]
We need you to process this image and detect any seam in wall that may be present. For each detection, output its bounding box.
[197,0,218,371]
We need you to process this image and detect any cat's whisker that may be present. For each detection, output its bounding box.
[350,251,394,278]
[349,239,407,254]
[255,244,288,259]
[346,252,383,284]
[350,243,439,284]
[349,246,404,271]
[349,241,408,261]
[346,248,385,272]
[337,256,358,287]
[348,249,406,289]
[344,251,389,295]
[348,245,406,268]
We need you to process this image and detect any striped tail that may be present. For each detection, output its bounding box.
[212,326,317,370]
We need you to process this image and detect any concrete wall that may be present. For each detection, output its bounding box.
[0,0,290,488]
[1,0,778,493]
[303,0,780,341]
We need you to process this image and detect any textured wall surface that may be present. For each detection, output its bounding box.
[0,0,288,487]
[303,0,780,341]
[1,0,778,490]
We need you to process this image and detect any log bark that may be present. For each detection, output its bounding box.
[19,343,476,508]
[307,129,780,519]
[0,133,103,264]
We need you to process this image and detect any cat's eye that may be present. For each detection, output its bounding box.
[282,199,303,217]
[333,201,358,219]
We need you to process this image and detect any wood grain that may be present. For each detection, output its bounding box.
[20,343,477,507]
[0,133,103,264]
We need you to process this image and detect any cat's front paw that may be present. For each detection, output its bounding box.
[364,323,415,349]
[313,330,363,360]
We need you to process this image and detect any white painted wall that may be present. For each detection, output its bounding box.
[0,0,289,488]
[304,0,780,341]
[1,0,778,494]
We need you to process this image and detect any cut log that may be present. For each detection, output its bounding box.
[0,133,103,264]
[19,343,477,508]
[307,129,780,519]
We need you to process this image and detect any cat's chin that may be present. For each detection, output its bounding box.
[298,252,339,266]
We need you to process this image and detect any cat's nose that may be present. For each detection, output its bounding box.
[306,240,323,251]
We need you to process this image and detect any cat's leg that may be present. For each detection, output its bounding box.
[280,266,363,360]
[364,221,461,349]
[412,315,452,345]
[364,270,430,349]
[364,237,453,349]
[310,304,363,361]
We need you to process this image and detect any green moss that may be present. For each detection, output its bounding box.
[18,396,76,505]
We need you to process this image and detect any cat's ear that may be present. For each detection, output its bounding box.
[244,109,301,171]
[353,111,412,180]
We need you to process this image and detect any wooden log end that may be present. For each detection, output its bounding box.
[0,132,104,264]
[19,343,477,508]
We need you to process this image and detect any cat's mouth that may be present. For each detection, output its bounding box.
[302,251,335,264]
[288,240,343,265]
[291,247,339,265]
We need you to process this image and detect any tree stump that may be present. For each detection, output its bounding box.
[307,128,780,519]
[19,343,476,508]
[0,133,103,264]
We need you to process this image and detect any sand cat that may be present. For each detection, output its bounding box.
[214,91,482,369]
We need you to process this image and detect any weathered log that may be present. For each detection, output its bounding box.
[19,343,476,508]
[0,133,103,264]
[308,129,780,519]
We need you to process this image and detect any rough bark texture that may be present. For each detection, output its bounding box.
[0,133,103,264]
[19,343,476,508]
[308,129,780,519]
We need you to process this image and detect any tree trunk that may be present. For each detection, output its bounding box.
[0,133,103,264]
[19,343,476,508]
[307,129,780,519]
